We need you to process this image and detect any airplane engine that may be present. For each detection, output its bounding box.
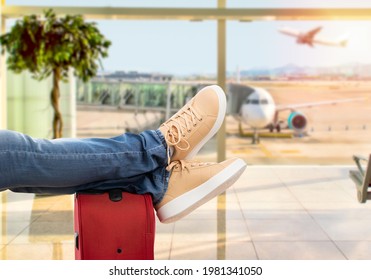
[287,112,307,133]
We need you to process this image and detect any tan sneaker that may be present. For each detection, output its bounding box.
[159,85,226,163]
[155,158,247,223]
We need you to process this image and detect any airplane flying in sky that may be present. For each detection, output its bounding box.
[228,85,364,144]
[278,26,348,48]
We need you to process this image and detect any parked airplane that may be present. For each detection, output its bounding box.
[278,26,348,48]
[228,84,364,144]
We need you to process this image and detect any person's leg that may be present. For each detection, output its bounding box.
[1,84,225,185]
[0,84,226,202]
[10,165,168,205]
[0,129,168,195]
[1,84,247,222]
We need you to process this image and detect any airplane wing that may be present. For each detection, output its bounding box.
[276,97,365,112]
[306,26,322,40]
[278,27,301,37]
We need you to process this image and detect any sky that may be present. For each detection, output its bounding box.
[4,1,371,75]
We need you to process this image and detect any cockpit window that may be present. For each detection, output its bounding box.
[245,98,269,105]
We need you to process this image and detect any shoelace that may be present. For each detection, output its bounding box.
[166,160,213,172]
[162,104,203,164]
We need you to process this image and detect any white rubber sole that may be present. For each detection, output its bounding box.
[184,85,227,160]
[157,158,247,224]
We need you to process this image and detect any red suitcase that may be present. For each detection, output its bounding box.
[74,189,155,260]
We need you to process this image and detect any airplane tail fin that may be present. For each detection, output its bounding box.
[340,39,348,47]
[338,34,349,47]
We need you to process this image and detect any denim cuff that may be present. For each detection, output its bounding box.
[154,129,167,150]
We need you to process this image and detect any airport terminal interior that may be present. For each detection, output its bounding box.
[2,160,371,260]
[2,89,371,260]
[2,1,371,260]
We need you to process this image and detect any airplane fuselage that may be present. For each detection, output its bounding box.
[297,34,313,46]
[240,87,276,129]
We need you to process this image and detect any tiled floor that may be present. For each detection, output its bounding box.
[1,165,371,260]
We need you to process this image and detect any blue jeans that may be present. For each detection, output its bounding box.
[0,129,170,205]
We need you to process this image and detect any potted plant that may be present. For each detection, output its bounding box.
[0,9,111,138]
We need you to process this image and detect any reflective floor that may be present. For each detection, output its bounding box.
[1,166,371,260]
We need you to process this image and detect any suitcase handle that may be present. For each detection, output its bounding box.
[74,232,79,250]
[109,189,123,202]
